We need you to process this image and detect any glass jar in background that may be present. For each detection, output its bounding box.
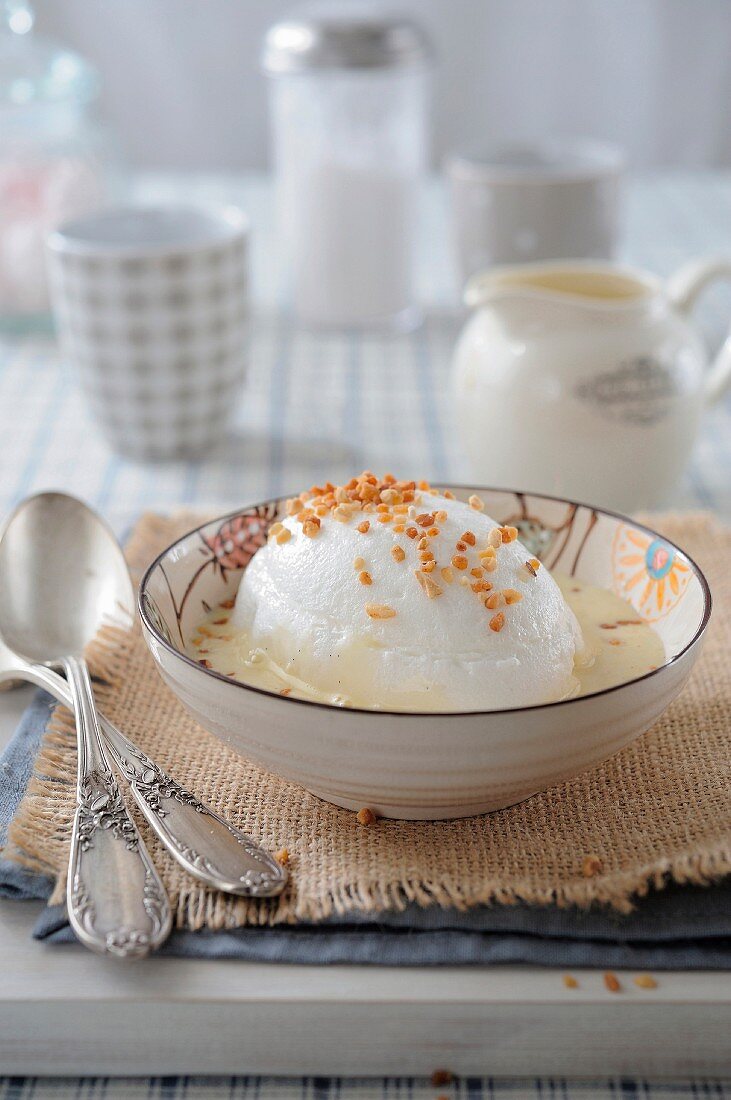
[0,0,124,330]
[262,8,433,331]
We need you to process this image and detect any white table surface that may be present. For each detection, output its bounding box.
[1,172,730,1079]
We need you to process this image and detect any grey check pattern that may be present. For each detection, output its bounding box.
[48,236,248,459]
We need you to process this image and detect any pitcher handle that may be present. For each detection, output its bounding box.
[666,257,731,405]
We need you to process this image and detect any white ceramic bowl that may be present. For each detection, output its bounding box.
[139,487,711,820]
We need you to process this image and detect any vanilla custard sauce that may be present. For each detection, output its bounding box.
[188,575,665,711]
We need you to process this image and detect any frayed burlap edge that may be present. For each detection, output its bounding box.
[3,509,730,926]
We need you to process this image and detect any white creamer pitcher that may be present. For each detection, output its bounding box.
[452,260,731,511]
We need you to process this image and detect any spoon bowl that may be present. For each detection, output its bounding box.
[0,491,134,665]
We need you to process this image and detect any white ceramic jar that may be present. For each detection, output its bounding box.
[262,10,432,331]
[452,260,731,512]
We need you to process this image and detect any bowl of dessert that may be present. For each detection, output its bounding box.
[138,474,711,819]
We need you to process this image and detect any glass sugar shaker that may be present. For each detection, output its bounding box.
[262,8,433,331]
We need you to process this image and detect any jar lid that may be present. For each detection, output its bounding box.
[0,2,100,108]
[262,7,433,74]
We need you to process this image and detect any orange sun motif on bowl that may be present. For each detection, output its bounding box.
[612,524,690,622]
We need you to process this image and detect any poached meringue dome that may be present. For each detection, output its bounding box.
[232,475,586,711]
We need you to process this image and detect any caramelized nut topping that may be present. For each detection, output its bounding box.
[500,525,518,543]
[468,494,484,511]
[440,566,454,584]
[603,972,621,993]
[634,974,658,989]
[503,588,522,604]
[275,847,289,865]
[416,513,435,527]
[353,556,365,570]
[582,854,603,878]
[487,528,502,549]
[391,546,406,563]
[406,526,418,539]
[563,975,579,989]
[356,807,377,826]
[452,555,468,570]
[276,528,291,545]
[365,603,397,619]
[461,531,476,546]
[489,612,505,632]
[358,571,373,586]
[415,569,443,599]
[357,520,370,534]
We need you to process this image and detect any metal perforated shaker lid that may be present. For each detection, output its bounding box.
[262,6,433,73]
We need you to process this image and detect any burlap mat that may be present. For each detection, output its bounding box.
[3,510,730,925]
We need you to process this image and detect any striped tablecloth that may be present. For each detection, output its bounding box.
[1,173,730,1096]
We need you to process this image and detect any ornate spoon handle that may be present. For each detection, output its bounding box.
[102,727,288,898]
[64,655,172,958]
[1,658,287,898]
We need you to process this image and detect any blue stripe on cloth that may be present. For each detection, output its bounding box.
[0,1077,730,1099]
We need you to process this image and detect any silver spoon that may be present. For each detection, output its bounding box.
[0,493,288,902]
[0,491,172,958]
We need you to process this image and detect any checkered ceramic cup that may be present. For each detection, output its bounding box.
[47,205,249,460]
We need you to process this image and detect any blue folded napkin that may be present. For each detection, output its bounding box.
[2,690,730,967]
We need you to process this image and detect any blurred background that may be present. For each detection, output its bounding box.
[33,0,731,170]
[2,0,731,520]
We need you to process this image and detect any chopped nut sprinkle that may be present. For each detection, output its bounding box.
[415,569,443,599]
[418,536,430,550]
[441,566,454,584]
[461,531,476,546]
[455,541,467,553]
[487,527,502,548]
[365,603,397,619]
[528,557,541,572]
[563,975,579,989]
[582,854,603,878]
[604,972,621,993]
[434,510,448,523]
[485,592,504,609]
[279,687,292,696]
[482,557,498,573]
[276,528,291,544]
[468,494,484,511]
[421,560,436,573]
[406,526,418,539]
[275,847,289,865]
[500,525,519,543]
[358,571,373,586]
[489,612,505,632]
[503,588,522,604]
[428,526,440,538]
[268,521,284,539]
[471,581,492,593]
[419,550,434,562]
[443,489,455,499]
[393,523,405,534]
[357,520,370,534]
[353,556,365,570]
[391,545,406,562]
[470,567,483,578]
[416,513,435,527]
[377,513,393,524]
[634,974,657,989]
[356,807,377,826]
[452,554,468,570]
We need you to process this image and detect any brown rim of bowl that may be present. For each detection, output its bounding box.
[138,483,713,719]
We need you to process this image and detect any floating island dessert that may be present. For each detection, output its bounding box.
[190,473,664,711]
